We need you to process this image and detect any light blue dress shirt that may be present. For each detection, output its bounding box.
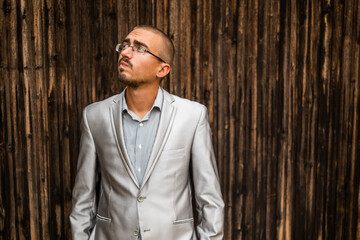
[122,88,163,186]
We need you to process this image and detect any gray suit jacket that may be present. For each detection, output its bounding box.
[70,88,224,240]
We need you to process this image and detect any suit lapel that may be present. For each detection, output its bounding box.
[110,91,139,188]
[141,89,176,188]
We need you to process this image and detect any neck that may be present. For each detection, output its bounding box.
[125,84,159,119]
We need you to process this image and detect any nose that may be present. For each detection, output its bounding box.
[120,46,133,59]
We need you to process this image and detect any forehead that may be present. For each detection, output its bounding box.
[124,29,162,49]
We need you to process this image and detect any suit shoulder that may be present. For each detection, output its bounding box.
[83,94,121,116]
[171,94,207,115]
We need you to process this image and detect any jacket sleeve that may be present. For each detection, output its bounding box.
[191,105,225,239]
[70,108,98,239]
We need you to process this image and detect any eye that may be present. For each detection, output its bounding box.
[122,44,130,50]
[137,46,147,53]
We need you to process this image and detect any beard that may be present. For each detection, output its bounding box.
[118,58,147,89]
[118,58,155,89]
[119,71,147,89]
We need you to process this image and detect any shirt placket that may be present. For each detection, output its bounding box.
[135,121,144,184]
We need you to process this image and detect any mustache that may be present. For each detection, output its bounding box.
[118,58,133,68]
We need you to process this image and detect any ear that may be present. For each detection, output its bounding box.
[156,63,171,78]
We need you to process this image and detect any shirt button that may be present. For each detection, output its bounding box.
[137,196,145,202]
[137,168,141,172]
[139,123,144,127]
[133,229,139,236]
[138,144,142,149]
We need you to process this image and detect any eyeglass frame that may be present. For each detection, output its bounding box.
[115,43,167,64]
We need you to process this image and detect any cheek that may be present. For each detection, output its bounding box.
[136,61,159,77]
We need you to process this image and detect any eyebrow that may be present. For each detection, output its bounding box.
[122,38,149,49]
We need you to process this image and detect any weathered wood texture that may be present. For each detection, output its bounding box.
[0,0,359,239]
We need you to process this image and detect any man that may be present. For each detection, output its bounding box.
[70,25,224,240]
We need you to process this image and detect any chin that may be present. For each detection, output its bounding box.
[119,76,141,89]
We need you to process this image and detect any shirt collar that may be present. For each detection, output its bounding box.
[122,86,163,113]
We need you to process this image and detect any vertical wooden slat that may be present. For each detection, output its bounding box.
[7,0,24,239]
[45,0,60,238]
[154,0,168,38]
[79,0,92,106]
[257,0,269,238]
[0,31,5,240]
[288,0,297,238]
[19,0,41,239]
[308,0,321,239]
[297,0,312,238]
[337,0,355,239]
[325,0,343,239]
[293,0,303,238]
[138,0,152,25]
[0,0,9,238]
[348,0,360,232]
[0,1,5,238]
[350,3,360,240]
[117,0,129,40]
[243,0,258,239]
[54,0,69,237]
[278,0,290,238]
[128,0,138,28]
[168,0,179,95]
[92,0,102,101]
[334,0,349,239]
[203,0,213,124]
[319,0,335,239]
[102,0,119,98]
[235,0,246,239]
[65,0,78,238]
[221,0,237,239]
[212,1,223,235]
[191,0,201,103]
[267,1,280,239]
[32,0,50,238]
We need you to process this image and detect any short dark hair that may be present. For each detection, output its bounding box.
[133,25,175,65]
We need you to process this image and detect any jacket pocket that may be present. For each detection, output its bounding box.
[96,214,111,222]
[161,148,185,158]
[173,217,194,224]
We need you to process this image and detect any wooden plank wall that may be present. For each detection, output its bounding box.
[0,0,359,239]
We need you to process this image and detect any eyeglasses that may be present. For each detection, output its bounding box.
[115,43,166,63]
